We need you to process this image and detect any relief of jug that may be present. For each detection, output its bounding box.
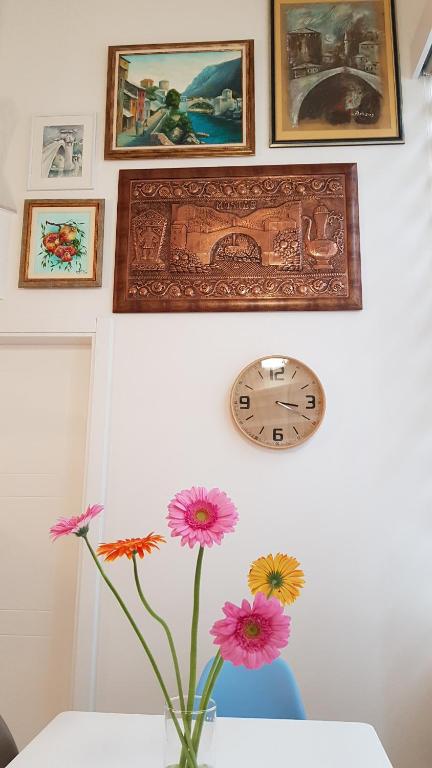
[303,204,338,269]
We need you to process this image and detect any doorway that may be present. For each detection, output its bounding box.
[0,339,91,747]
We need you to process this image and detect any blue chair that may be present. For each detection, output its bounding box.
[196,657,306,719]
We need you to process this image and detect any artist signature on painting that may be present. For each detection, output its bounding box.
[353,110,376,119]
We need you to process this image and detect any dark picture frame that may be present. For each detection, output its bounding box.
[113,164,362,313]
[271,0,403,147]
[105,40,255,159]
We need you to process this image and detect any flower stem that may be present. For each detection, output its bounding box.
[187,546,204,715]
[83,536,198,768]
[132,553,186,712]
[179,546,204,768]
[192,652,224,752]
[195,650,221,714]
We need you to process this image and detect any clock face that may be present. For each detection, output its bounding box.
[231,356,325,450]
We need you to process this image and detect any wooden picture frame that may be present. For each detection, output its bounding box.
[113,164,362,313]
[271,0,403,146]
[19,199,104,288]
[104,40,255,159]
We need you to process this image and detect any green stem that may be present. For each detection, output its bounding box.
[83,536,198,768]
[202,655,223,713]
[187,546,204,715]
[195,651,221,716]
[192,652,224,752]
[179,546,204,768]
[132,554,186,712]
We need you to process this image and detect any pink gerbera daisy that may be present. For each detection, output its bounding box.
[50,504,103,541]
[167,486,238,548]
[210,591,291,669]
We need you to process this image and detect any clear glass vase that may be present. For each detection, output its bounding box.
[164,695,216,768]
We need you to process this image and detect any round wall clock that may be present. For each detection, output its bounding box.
[230,355,326,450]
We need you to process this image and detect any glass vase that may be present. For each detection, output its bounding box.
[164,695,216,768]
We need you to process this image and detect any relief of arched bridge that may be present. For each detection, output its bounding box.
[170,202,301,266]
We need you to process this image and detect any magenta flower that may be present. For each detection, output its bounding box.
[50,504,103,541]
[167,486,238,548]
[210,591,291,669]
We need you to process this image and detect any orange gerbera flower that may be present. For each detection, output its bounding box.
[97,533,165,562]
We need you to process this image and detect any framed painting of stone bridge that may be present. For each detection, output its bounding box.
[113,164,362,312]
[105,40,254,159]
[271,0,403,146]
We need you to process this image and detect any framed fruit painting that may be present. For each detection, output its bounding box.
[19,199,104,288]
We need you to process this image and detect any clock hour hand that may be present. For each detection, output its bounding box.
[275,401,299,411]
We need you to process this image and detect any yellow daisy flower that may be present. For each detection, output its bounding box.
[248,553,305,605]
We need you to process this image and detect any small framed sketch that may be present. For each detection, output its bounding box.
[19,199,104,288]
[271,0,403,146]
[28,114,96,189]
[104,40,255,159]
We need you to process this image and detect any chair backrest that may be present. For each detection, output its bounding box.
[0,716,18,768]
[196,657,306,719]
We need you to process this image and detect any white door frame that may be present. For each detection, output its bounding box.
[71,317,114,710]
[0,317,115,711]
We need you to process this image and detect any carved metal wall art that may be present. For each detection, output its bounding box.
[113,164,362,312]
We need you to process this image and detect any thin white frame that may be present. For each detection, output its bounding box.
[28,113,96,190]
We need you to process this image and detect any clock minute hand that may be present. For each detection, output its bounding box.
[275,401,299,411]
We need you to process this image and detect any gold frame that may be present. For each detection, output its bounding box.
[105,40,255,159]
[19,199,104,288]
[271,0,403,146]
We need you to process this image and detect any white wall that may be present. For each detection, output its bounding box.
[1,2,432,768]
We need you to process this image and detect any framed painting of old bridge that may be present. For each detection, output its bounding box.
[271,0,403,146]
[105,40,254,159]
[113,164,362,313]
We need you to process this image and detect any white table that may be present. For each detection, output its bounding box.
[9,711,393,768]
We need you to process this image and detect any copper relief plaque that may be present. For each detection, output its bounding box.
[113,164,361,312]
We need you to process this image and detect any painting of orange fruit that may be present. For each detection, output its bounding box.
[40,221,86,273]
[19,199,104,288]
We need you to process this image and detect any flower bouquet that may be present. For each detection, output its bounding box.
[50,487,304,768]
